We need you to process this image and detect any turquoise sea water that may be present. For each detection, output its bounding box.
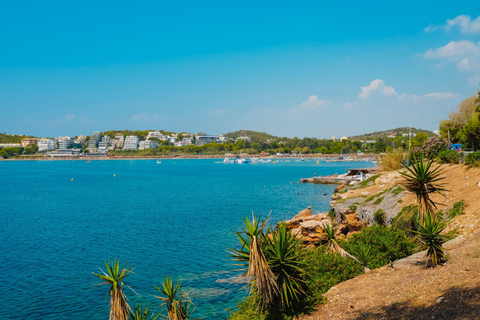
[0,159,373,319]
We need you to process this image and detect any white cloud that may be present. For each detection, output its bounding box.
[399,92,460,102]
[293,95,328,111]
[424,92,461,99]
[424,40,480,72]
[344,102,356,108]
[467,75,480,87]
[358,79,396,99]
[426,15,480,33]
[130,113,169,124]
[445,15,480,33]
[208,109,227,115]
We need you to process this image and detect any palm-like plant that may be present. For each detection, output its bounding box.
[229,213,279,307]
[356,245,374,273]
[92,258,135,320]
[263,222,306,308]
[400,155,446,222]
[413,214,448,268]
[128,304,159,320]
[323,222,360,263]
[154,277,192,320]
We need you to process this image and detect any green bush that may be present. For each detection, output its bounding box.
[465,152,480,167]
[228,296,268,320]
[374,209,386,225]
[304,249,363,299]
[340,225,416,269]
[437,150,461,164]
[373,197,384,205]
[392,205,418,233]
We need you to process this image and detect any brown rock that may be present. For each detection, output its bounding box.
[334,183,345,193]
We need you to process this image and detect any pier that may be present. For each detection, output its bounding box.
[300,167,378,185]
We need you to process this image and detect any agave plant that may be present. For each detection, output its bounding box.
[229,212,279,307]
[154,277,192,320]
[128,304,159,320]
[323,222,360,263]
[400,155,446,223]
[263,222,306,308]
[413,214,448,268]
[356,245,374,273]
[92,258,135,320]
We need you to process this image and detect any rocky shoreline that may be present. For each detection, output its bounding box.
[285,171,407,246]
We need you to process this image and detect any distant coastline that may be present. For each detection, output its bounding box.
[0,153,379,161]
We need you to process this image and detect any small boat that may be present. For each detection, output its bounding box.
[157,160,162,164]
[87,160,91,163]
[224,157,233,164]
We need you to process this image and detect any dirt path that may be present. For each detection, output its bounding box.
[300,231,480,320]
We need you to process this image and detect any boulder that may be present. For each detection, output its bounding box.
[360,191,371,197]
[292,207,313,220]
[334,183,345,193]
[478,181,480,188]
[285,207,330,246]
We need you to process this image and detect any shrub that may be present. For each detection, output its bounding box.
[392,205,418,233]
[304,249,363,299]
[340,225,416,269]
[448,200,466,218]
[228,296,268,320]
[348,204,358,212]
[373,197,384,205]
[437,150,461,164]
[410,137,449,160]
[465,152,480,167]
[378,148,405,171]
[374,209,386,225]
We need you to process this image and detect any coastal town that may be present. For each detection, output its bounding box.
[0,128,438,159]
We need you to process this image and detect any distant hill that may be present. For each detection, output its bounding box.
[225,130,283,142]
[349,127,437,140]
[0,133,37,143]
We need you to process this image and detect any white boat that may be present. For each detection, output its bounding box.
[157,160,162,164]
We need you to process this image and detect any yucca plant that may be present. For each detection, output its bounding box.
[92,258,135,320]
[154,277,191,320]
[413,214,448,268]
[263,222,306,308]
[356,245,374,273]
[128,304,159,320]
[229,212,279,307]
[323,222,360,263]
[400,155,446,223]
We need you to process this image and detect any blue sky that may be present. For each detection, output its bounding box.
[1,1,480,138]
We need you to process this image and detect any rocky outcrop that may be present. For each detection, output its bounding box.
[285,208,331,246]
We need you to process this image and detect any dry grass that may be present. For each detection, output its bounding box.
[378,148,406,171]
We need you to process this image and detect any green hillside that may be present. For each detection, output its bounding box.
[349,127,436,140]
[225,130,283,142]
[0,133,37,143]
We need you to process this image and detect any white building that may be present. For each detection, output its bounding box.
[168,136,176,144]
[0,143,22,148]
[402,133,416,138]
[37,139,56,151]
[147,131,168,141]
[124,136,139,150]
[98,136,111,150]
[111,134,125,150]
[75,135,86,146]
[88,131,101,150]
[139,140,159,150]
[56,136,74,149]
